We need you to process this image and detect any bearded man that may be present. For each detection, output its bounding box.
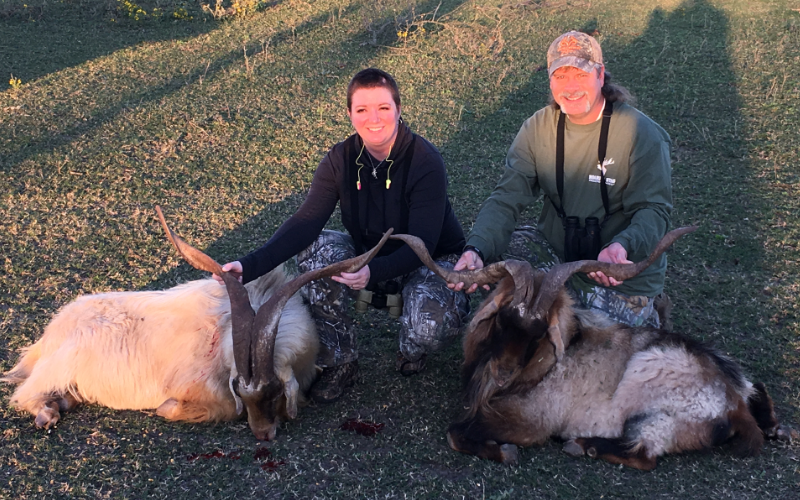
[453,31,673,328]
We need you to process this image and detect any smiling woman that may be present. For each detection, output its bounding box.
[347,85,401,160]
[217,68,470,404]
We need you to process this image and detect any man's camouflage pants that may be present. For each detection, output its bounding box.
[296,230,470,368]
[504,226,661,328]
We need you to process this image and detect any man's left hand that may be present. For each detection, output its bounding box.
[587,242,631,287]
[331,265,371,290]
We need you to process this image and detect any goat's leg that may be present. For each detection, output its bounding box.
[157,398,223,422]
[28,391,80,429]
[748,382,779,437]
[57,391,80,412]
[447,420,519,464]
[157,393,238,423]
[563,437,657,471]
[446,405,540,464]
[8,354,82,429]
[748,383,795,441]
[35,401,62,429]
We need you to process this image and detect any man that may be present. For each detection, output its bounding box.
[453,31,673,328]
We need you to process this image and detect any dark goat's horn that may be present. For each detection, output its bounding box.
[389,234,511,287]
[157,206,257,383]
[530,226,698,318]
[158,206,393,386]
[248,228,394,383]
[390,234,542,313]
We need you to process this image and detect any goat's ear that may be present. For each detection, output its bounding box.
[284,377,300,419]
[229,376,244,416]
[469,277,515,330]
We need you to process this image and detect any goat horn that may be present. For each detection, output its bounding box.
[248,228,395,384]
[530,226,698,318]
[389,234,511,287]
[390,234,541,314]
[156,206,256,384]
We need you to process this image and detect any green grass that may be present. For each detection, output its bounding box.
[1,0,799,497]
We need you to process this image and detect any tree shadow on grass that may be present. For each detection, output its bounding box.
[0,2,222,91]
[0,0,473,319]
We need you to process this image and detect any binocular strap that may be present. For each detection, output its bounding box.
[553,99,615,229]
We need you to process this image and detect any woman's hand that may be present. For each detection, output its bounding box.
[213,261,243,285]
[331,265,371,290]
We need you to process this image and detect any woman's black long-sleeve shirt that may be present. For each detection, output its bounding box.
[239,122,465,288]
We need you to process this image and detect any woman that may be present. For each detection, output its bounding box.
[220,68,468,403]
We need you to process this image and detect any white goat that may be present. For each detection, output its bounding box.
[3,208,392,440]
[3,268,316,439]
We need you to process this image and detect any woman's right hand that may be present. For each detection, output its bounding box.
[213,261,243,285]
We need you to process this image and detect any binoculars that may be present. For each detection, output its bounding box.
[355,280,403,318]
[563,216,602,262]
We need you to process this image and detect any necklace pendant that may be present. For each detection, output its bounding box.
[372,167,378,179]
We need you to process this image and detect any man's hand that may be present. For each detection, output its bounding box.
[587,242,631,287]
[331,265,370,290]
[449,250,488,293]
[213,261,243,285]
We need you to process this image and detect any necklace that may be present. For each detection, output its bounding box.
[366,153,385,179]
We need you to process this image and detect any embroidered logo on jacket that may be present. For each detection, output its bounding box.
[588,158,616,185]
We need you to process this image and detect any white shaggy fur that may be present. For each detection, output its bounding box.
[503,314,755,458]
[3,265,318,431]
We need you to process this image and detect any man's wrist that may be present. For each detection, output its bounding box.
[463,245,484,262]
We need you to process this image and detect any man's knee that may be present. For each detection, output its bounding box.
[398,265,469,359]
[579,286,660,328]
[505,226,560,271]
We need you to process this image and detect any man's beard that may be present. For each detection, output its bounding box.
[557,92,591,115]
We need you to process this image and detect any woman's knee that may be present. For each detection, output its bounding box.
[297,230,356,272]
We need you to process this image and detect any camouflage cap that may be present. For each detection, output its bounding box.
[546,31,603,77]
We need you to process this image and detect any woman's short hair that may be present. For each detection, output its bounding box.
[347,68,401,110]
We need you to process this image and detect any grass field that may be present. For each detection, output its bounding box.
[1,0,799,497]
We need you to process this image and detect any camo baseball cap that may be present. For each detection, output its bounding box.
[546,31,603,77]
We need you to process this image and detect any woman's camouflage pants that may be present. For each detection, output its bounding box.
[296,230,470,368]
[504,226,661,328]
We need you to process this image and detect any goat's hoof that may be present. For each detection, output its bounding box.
[776,425,797,442]
[34,405,60,429]
[563,440,586,457]
[446,431,462,453]
[499,443,519,465]
[156,398,180,419]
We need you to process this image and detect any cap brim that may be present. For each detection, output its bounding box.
[548,56,602,77]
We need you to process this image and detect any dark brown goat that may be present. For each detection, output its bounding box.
[391,229,781,470]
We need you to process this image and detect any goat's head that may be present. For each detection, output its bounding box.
[156,206,392,440]
[391,227,697,405]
